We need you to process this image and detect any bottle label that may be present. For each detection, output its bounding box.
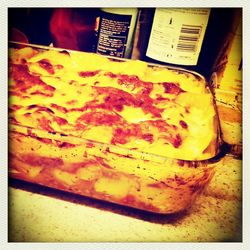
[146,8,210,65]
[96,11,132,58]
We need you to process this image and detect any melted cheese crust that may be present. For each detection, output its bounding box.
[9,47,218,160]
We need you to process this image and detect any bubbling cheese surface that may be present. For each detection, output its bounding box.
[9,47,218,160]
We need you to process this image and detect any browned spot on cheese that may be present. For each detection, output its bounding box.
[56,141,76,148]
[53,116,68,126]
[79,70,100,77]
[163,82,185,95]
[173,134,182,148]
[37,116,54,132]
[38,59,55,74]
[141,133,154,144]
[111,124,142,145]
[77,111,123,126]
[179,120,188,129]
[50,103,68,113]
[9,64,55,96]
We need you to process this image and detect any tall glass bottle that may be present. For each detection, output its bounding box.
[137,8,238,79]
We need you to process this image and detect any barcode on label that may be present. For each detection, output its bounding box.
[176,24,202,52]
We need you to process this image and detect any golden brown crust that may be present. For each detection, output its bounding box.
[9,46,219,160]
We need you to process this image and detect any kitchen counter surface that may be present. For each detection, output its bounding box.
[8,154,242,242]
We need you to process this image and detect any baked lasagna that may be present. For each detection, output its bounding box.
[9,45,219,213]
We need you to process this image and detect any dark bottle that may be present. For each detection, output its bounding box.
[136,8,240,79]
[94,8,139,58]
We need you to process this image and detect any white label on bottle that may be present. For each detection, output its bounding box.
[146,8,210,65]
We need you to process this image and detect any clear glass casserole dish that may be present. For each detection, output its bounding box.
[8,42,220,214]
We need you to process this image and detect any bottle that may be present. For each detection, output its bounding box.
[209,9,242,155]
[94,8,139,58]
[130,8,154,60]
[137,8,238,79]
[210,8,242,92]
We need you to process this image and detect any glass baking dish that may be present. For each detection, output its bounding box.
[9,124,215,214]
[8,42,219,214]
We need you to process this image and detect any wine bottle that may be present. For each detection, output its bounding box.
[137,8,238,79]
